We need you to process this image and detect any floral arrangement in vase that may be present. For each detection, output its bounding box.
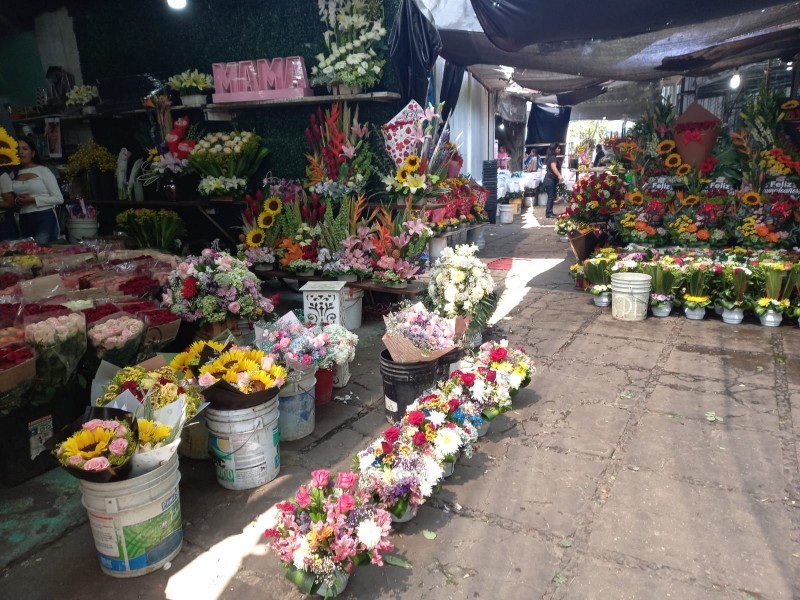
[427,244,496,331]
[264,469,394,596]
[753,261,796,316]
[616,187,671,246]
[640,258,682,308]
[163,248,276,325]
[562,171,625,226]
[681,262,713,309]
[310,0,387,91]
[320,223,374,279]
[256,313,331,372]
[139,116,199,188]
[371,210,431,284]
[319,324,358,369]
[63,141,117,182]
[382,302,455,361]
[168,69,214,98]
[65,84,100,107]
[304,102,373,199]
[115,208,187,253]
[582,256,613,296]
[664,187,731,247]
[188,130,268,199]
[718,264,751,311]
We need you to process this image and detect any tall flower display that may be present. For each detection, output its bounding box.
[428,244,496,329]
[188,130,268,198]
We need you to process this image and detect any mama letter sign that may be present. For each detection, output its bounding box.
[212,57,313,103]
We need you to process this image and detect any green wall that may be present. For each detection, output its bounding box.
[71,0,402,179]
[0,32,47,108]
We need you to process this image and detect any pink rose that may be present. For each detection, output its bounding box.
[228,301,241,314]
[198,373,217,387]
[108,438,129,456]
[115,425,128,436]
[295,485,311,508]
[102,420,120,430]
[337,493,355,513]
[201,249,214,258]
[83,457,111,471]
[82,419,104,431]
[311,469,330,487]
[336,471,357,489]
[67,455,84,466]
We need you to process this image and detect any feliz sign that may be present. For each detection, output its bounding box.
[212,57,312,103]
[762,176,800,197]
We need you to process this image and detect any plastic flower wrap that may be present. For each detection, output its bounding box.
[163,248,276,325]
[24,312,87,402]
[428,244,496,325]
[256,312,330,372]
[87,313,146,367]
[319,324,358,369]
[382,302,455,362]
[264,469,393,595]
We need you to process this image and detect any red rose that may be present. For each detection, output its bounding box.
[461,372,476,386]
[490,347,508,361]
[412,431,427,446]
[381,440,393,455]
[448,399,460,412]
[181,276,198,299]
[486,369,497,383]
[384,426,400,443]
[407,410,425,426]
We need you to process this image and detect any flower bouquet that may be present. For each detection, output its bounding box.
[382,302,455,362]
[87,313,146,367]
[428,244,497,333]
[264,469,393,597]
[469,340,533,410]
[188,130,269,198]
[716,264,752,313]
[753,261,797,317]
[139,116,199,191]
[729,191,796,249]
[24,312,87,402]
[0,126,20,166]
[564,172,625,226]
[681,262,713,310]
[616,188,671,246]
[320,224,374,280]
[66,84,99,107]
[256,312,330,372]
[310,0,387,91]
[319,324,358,369]
[51,406,137,482]
[163,248,276,326]
[238,191,281,265]
[371,212,432,284]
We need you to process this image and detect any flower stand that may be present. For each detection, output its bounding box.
[651,303,672,318]
[333,361,351,388]
[301,280,347,327]
[759,310,783,327]
[722,308,744,324]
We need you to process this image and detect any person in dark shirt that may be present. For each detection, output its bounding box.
[593,143,606,167]
[543,143,563,218]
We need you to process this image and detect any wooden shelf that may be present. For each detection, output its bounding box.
[89,199,247,208]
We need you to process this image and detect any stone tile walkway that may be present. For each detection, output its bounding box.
[1,205,798,599]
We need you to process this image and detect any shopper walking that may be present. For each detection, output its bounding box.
[12,136,62,244]
[543,142,563,218]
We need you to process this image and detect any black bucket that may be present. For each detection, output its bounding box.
[380,349,439,424]
[436,347,463,382]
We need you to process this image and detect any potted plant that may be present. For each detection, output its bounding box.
[641,259,682,317]
[583,256,612,307]
[718,264,751,324]
[681,262,712,320]
[753,261,797,327]
[168,69,214,106]
[65,84,100,114]
[64,141,118,201]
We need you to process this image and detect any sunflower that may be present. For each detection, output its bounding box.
[250,370,277,390]
[246,228,266,248]
[664,153,682,168]
[682,194,700,207]
[257,211,276,229]
[627,191,644,206]
[741,191,762,206]
[396,167,411,183]
[0,146,19,166]
[676,164,691,176]
[61,427,115,460]
[262,195,282,216]
[138,419,172,444]
[657,140,676,155]
[780,100,799,110]
[404,154,421,171]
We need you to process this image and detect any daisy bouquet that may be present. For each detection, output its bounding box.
[319,324,358,369]
[382,302,455,362]
[428,244,496,328]
[753,260,797,316]
[24,312,87,402]
[52,407,137,482]
[681,261,713,309]
[163,249,276,325]
[264,469,393,595]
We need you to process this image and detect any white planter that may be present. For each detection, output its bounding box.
[498,204,514,224]
[722,307,744,324]
[180,94,207,106]
[337,273,357,282]
[651,303,672,317]
[82,105,97,115]
[684,306,706,320]
[536,192,548,206]
[593,292,611,307]
[759,309,783,327]
[714,304,724,316]
[429,236,448,259]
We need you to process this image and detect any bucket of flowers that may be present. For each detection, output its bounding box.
[264,469,393,597]
[681,262,713,319]
[168,69,214,106]
[382,302,455,363]
[753,261,797,327]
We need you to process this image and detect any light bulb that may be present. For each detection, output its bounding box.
[730,73,741,89]
[167,0,187,9]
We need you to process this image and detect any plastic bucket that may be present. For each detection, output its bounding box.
[610,273,652,321]
[79,454,183,578]
[178,420,210,460]
[380,349,439,424]
[437,347,463,381]
[315,367,335,406]
[498,205,514,224]
[343,288,363,330]
[67,218,98,243]
[278,369,317,441]
[206,399,280,490]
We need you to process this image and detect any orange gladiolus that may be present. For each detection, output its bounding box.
[686,224,698,233]
[696,229,710,241]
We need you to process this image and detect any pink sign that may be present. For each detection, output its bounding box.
[212,57,313,103]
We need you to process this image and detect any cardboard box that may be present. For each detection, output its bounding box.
[0,353,36,393]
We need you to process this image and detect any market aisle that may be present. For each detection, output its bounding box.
[1,211,798,599]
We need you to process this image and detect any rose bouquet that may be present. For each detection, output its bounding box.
[24,312,87,402]
[428,244,497,330]
[188,130,268,198]
[87,314,146,367]
[163,249,276,325]
[563,172,625,225]
[382,302,455,362]
[139,116,198,188]
[52,407,137,482]
[264,469,393,596]
[473,340,534,395]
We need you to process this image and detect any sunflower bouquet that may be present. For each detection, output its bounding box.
[0,127,19,166]
[730,191,796,249]
[616,187,670,246]
[238,191,281,265]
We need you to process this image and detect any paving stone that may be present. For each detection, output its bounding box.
[780,329,800,357]
[527,308,592,333]
[303,428,368,473]
[540,403,631,458]
[307,401,360,441]
[555,555,738,599]
[558,334,664,371]
[588,470,798,598]
[351,405,393,437]
[664,347,775,386]
[582,312,681,344]
[437,442,606,538]
[784,356,800,390]
[675,318,777,354]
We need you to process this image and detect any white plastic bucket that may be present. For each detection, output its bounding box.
[499,204,514,224]
[343,288,363,330]
[67,218,98,243]
[206,400,280,491]
[278,369,317,441]
[536,192,548,206]
[610,273,652,321]
[178,420,210,460]
[79,454,183,578]
[129,437,181,477]
[429,236,447,259]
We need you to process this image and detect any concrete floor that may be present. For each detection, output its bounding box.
[1,205,799,599]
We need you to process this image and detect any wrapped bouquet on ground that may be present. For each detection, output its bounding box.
[382,302,455,362]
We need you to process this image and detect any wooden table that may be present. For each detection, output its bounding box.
[253,268,426,296]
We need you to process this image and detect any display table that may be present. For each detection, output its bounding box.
[428,224,485,259]
[505,171,544,193]
[253,267,426,296]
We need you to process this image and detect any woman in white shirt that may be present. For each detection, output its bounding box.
[12,136,62,244]
[0,169,19,240]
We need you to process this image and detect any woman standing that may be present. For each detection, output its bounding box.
[12,136,62,244]
[543,142,563,219]
[0,168,20,240]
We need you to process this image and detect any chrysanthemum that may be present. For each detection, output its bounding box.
[138,419,172,444]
